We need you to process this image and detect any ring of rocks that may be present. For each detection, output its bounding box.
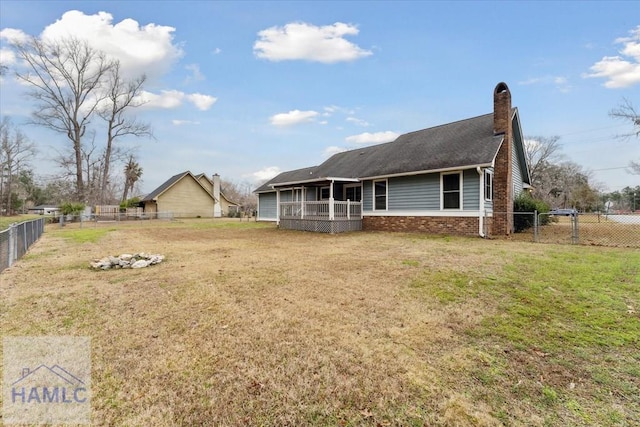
[90,253,165,270]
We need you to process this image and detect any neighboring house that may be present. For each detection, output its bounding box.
[27,205,60,216]
[254,82,531,236]
[142,171,239,218]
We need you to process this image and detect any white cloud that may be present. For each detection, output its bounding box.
[345,131,399,145]
[172,119,200,126]
[518,75,571,93]
[270,109,319,126]
[252,166,281,182]
[0,47,16,66]
[324,146,347,157]
[346,117,370,127]
[0,28,29,44]
[184,63,205,83]
[186,93,217,110]
[254,22,372,63]
[138,90,216,111]
[138,90,183,109]
[35,10,183,80]
[585,25,640,88]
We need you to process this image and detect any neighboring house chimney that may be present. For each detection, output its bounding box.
[492,82,513,235]
[213,173,222,218]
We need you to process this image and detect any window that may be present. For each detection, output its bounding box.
[319,186,330,200]
[442,173,461,209]
[344,185,362,202]
[374,180,387,210]
[484,170,493,201]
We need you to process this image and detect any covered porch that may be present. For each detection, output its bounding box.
[274,178,363,233]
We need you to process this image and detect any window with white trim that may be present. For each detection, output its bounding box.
[442,173,461,209]
[344,184,362,202]
[319,186,330,200]
[374,180,387,210]
[484,170,493,201]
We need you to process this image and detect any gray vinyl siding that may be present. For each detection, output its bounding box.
[463,169,480,210]
[363,181,373,211]
[258,192,277,220]
[280,190,292,202]
[362,170,482,212]
[512,138,523,196]
[388,174,439,210]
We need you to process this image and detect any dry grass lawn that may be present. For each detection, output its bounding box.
[1,219,638,426]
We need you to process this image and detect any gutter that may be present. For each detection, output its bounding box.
[477,166,486,238]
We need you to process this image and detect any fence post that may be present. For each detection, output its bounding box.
[571,213,579,244]
[8,223,16,267]
[534,210,538,243]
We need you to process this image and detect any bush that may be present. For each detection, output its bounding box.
[513,193,550,232]
[120,197,141,209]
[59,202,85,216]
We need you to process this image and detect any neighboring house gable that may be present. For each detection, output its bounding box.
[195,173,240,215]
[255,83,531,236]
[142,171,238,218]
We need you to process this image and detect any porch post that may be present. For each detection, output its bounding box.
[300,187,304,219]
[329,180,335,220]
[347,199,351,220]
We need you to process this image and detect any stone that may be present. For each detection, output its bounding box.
[131,259,151,269]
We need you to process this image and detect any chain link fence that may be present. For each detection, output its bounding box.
[0,218,46,273]
[491,211,640,248]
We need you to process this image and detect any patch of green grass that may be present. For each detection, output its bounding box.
[485,249,640,351]
[0,215,43,230]
[52,227,114,243]
[409,270,483,303]
[407,245,640,426]
[185,220,274,230]
[402,259,420,267]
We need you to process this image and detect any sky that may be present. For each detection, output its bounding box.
[0,1,639,195]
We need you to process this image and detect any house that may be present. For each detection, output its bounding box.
[254,82,531,236]
[142,171,239,218]
[27,205,60,216]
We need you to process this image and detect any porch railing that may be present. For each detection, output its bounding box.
[280,200,362,220]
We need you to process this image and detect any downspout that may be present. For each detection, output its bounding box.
[276,189,281,226]
[477,167,485,238]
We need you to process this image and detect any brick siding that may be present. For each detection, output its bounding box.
[363,216,480,236]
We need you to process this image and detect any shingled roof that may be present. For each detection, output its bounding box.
[255,111,507,192]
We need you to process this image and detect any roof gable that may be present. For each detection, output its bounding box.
[142,171,214,201]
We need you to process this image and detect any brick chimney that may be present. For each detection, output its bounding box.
[213,173,221,218]
[492,82,513,235]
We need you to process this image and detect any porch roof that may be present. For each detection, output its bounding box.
[269,176,359,189]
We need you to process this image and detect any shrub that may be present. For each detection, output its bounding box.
[119,197,141,209]
[513,193,550,232]
[59,202,85,216]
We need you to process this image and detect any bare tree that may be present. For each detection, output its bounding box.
[221,179,257,214]
[610,98,639,175]
[0,117,37,215]
[122,155,143,202]
[610,98,640,140]
[524,135,563,197]
[98,62,152,204]
[11,36,114,200]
